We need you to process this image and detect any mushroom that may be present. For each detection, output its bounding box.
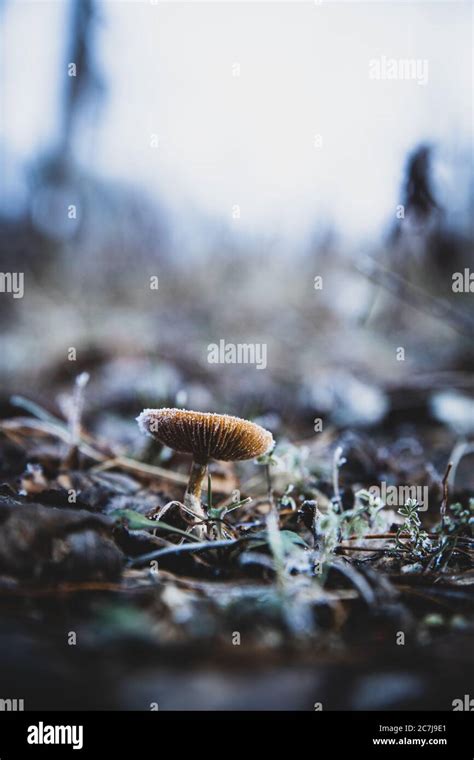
[137,408,274,534]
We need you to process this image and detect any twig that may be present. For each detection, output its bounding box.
[337,545,409,554]
[10,396,65,426]
[69,373,90,448]
[357,257,474,336]
[0,418,103,462]
[91,456,189,485]
[127,536,257,567]
[332,445,344,511]
[265,463,275,511]
[345,532,439,540]
[440,461,453,521]
[448,442,474,490]
[63,372,90,468]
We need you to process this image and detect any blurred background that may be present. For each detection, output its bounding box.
[0,0,472,444]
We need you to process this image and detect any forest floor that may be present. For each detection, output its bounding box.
[0,368,472,711]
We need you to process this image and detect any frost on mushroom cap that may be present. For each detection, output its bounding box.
[137,408,274,463]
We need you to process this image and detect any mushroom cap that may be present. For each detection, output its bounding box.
[137,408,274,463]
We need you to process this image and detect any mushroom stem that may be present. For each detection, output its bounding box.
[184,460,208,534]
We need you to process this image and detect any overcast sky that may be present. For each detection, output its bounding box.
[1,0,472,246]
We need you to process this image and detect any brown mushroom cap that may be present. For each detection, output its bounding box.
[137,408,274,463]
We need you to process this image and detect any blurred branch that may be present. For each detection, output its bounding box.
[358,257,474,337]
[60,0,102,157]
